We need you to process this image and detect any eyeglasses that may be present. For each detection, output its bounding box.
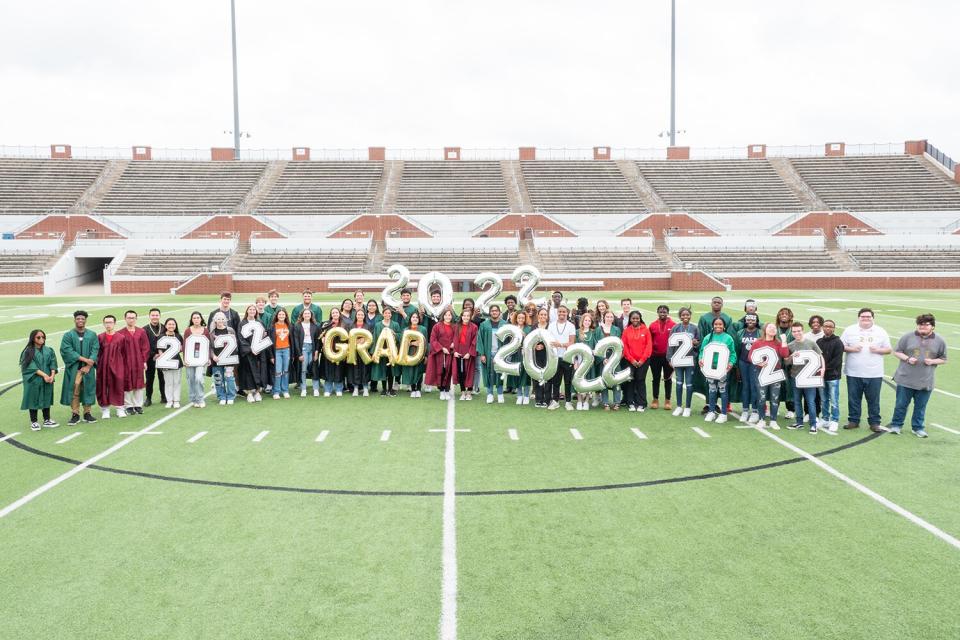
[37,336,45,340]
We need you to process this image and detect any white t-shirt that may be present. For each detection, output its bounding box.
[804,330,824,343]
[840,323,890,378]
[301,322,313,344]
[548,320,576,357]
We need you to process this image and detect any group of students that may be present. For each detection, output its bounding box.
[17,290,947,438]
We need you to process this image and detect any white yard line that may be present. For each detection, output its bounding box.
[756,427,960,552]
[55,432,83,444]
[252,430,269,443]
[692,427,711,438]
[930,423,960,436]
[439,391,458,640]
[0,432,21,443]
[0,391,211,520]
[315,430,330,442]
[630,428,647,439]
[187,431,208,443]
[569,428,583,440]
[380,430,391,442]
[507,428,519,441]
[882,375,960,400]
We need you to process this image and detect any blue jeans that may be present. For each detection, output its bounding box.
[847,376,882,426]
[674,366,694,408]
[602,386,622,407]
[274,347,290,394]
[707,377,729,415]
[211,365,237,402]
[301,343,320,391]
[186,365,206,404]
[890,385,932,431]
[324,379,344,394]
[819,379,840,423]
[758,381,782,421]
[792,385,819,426]
[738,360,758,413]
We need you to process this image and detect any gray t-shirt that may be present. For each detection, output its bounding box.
[787,338,822,378]
[893,331,947,391]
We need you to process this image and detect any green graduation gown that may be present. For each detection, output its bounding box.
[399,324,429,385]
[476,318,505,390]
[59,328,99,407]
[506,325,532,389]
[21,345,58,411]
[370,319,400,382]
[291,302,323,324]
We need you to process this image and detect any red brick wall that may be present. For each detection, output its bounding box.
[211,148,235,161]
[368,147,385,161]
[132,146,152,160]
[619,213,717,237]
[234,279,331,294]
[904,140,926,155]
[182,215,283,241]
[726,275,960,290]
[747,144,767,159]
[519,147,536,161]
[330,214,429,241]
[292,147,310,161]
[476,214,574,238]
[667,146,690,160]
[110,280,180,294]
[444,147,461,161]
[19,215,124,239]
[175,273,234,295]
[955,165,960,184]
[670,271,727,291]
[825,142,845,157]
[0,281,44,295]
[50,144,72,159]
[593,146,611,160]
[774,211,880,238]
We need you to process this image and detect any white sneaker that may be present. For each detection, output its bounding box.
[785,411,796,420]
[247,393,255,403]
[748,412,760,424]
[363,388,369,397]
[682,408,691,417]
[576,401,583,411]
[352,389,359,397]
[301,389,307,397]
[165,401,173,408]
[705,412,717,422]
[116,408,127,418]
[829,421,838,433]
[172,402,180,409]
[591,396,600,408]
[522,396,530,405]
[497,394,504,404]
[227,399,234,405]
[254,392,262,402]
[198,402,205,408]
[324,392,331,398]
[565,402,574,411]
[314,389,321,397]
[636,406,646,413]
[769,420,781,430]
[336,391,342,397]
[516,396,523,405]
[716,414,728,424]
[487,394,494,404]
[548,401,559,410]
[101,409,110,420]
[283,392,290,399]
[739,412,748,423]
[219,399,226,406]
[273,394,280,400]
[672,406,683,416]
[628,405,636,412]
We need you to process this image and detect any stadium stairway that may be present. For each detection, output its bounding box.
[236,160,286,214]
[365,239,386,274]
[616,160,669,212]
[768,157,826,211]
[374,161,403,213]
[653,237,677,268]
[518,237,540,269]
[824,235,859,270]
[71,159,129,215]
[502,160,532,213]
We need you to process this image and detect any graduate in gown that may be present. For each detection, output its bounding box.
[476,304,506,403]
[59,310,99,425]
[346,307,370,396]
[121,310,150,414]
[425,308,456,398]
[370,307,400,396]
[453,308,479,400]
[96,315,129,419]
[20,329,58,431]
[239,304,272,402]
[399,310,429,398]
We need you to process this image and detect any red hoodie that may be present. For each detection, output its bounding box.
[747,339,790,369]
[622,323,653,366]
[649,317,676,357]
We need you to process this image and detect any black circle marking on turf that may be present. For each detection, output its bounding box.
[0,380,883,497]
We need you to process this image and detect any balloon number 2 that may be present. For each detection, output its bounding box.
[511,265,542,306]
[214,333,239,366]
[791,350,824,388]
[155,336,181,370]
[474,272,503,316]
[241,321,273,355]
[668,332,694,368]
[749,345,786,386]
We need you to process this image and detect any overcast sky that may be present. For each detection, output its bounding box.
[1,1,957,156]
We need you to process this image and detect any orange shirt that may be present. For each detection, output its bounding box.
[274,322,290,349]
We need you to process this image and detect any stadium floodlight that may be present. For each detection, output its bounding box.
[230,0,241,160]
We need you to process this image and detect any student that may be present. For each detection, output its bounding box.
[477,304,506,403]
[268,308,292,399]
[122,310,150,415]
[320,308,345,397]
[209,312,237,405]
[142,307,165,407]
[735,313,761,423]
[547,290,564,324]
[699,317,736,424]
[426,308,456,400]
[395,289,418,329]
[786,322,825,433]
[183,312,211,406]
[748,322,790,430]
[155,318,183,409]
[840,308,891,432]
[648,304,675,410]
[596,309,623,411]
[507,310,532,405]
[348,307,371,396]
[364,300,381,393]
[529,307,550,408]
[353,289,365,316]
[292,307,321,397]
[668,307,700,418]
[208,291,241,334]
[453,308,479,401]
[96,315,129,419]
[888,314,947,438]
[621,310,652,412]
[260,289,281,328]
[817,319,844,433]
[774,307,797,419]
[547,305,576,410]
[291,289,323,329]
[732,299,760,332]
[401,311,429,398]
[20,329,58,431]
[614,298,633,331]
[239,304,271,403]
[696,297,734,414]
[595,299,610,323]
[575,311,599,411]
[571,297,590,329]
[502,295,518,322]
[59,310,99,425]
[340,300,356,331]
[371,307,400,396]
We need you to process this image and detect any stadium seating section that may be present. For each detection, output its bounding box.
[0,159,105,213]
[0,252,50,276]
[232,251,368,274]
[383,250,521,274]
[537,249,668,272]
[396,162,509,215]
[847,250,960,271]
[114,252,229,276]
[672,250,843,272]
[257,162,382,214]
[521,161,647,214]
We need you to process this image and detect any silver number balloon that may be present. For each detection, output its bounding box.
[241,320,273,355]
[381,263,410,310]
[511,264,543,306]
[492,324,522,377]
[418,270,454,319]
[155,335,182,370]
[596,336,631,387]
[700,342,731,381]
[792,349,824,389]
[521,328,558,383]
[563,342,605,392]
[474,271,503,316]
[668,332,695,368]
[750,345,786,386]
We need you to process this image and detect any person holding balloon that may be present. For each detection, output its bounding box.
[667,307,700,418]
[400,310,429,398]
[699,317,737,424]
[596,309,623,411]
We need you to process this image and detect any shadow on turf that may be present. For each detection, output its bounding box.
[0,381,883,497]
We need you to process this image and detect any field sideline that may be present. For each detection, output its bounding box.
[1,290,959,639]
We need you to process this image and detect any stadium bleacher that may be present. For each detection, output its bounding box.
[395,161,509,215]
[382,249,521,274]
[846,249,960,272]
[521,161,647,214]
[634,159,804,214]
[95,161,266,215]
[0,158,106,213]
[232,251,368,275]
[672,250,843,272]
[537,249,668,273]
[114,252,229,276]
[257,162,383,214]
[0,252,50,276]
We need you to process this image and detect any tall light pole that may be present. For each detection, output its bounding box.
[670,0,676,147]
[230,0,241,159]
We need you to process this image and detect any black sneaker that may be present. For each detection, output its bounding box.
[809,424,818,434]
[42,419,59,428]
[135,407,144,415]
[787,423,804,430]
[144,398,152,407]
[30,422,41,431]
[380,390,387,397]
[388,390,397,397]
[67,413,81,426]
[83,412,97,423]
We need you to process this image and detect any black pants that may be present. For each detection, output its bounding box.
[29,408,51,422]
[550,360,573,403]
[626,362,649,408]
[649,355,672,400]
[533,349,548,404]
[383,366,394,391]
[145,360,166,403]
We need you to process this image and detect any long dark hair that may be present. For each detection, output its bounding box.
[20,329,46,368]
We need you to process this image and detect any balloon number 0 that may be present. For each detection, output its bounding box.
[791,349,824,388]
[749,345,786,386]
[155,336,181,370]
[668,332,694,368]
[183,334,210,368]
[700,342,731,381]
[241,321,273,355]
[214,333,239,366]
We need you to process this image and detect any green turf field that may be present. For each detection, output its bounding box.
[1,290,959,639]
